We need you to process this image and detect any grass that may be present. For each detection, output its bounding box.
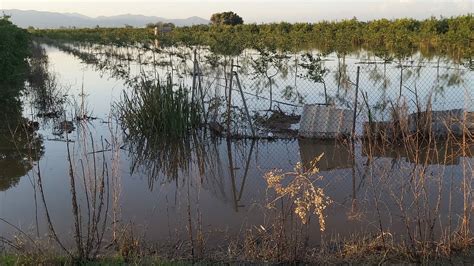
[118,76,202,140]
[116,75,206,188]
[1,235,472,264]
[0,254,188,265]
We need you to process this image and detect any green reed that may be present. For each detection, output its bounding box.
[118,76,202,140]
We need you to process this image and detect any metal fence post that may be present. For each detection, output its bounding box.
[399,65,403,98]
[226,60,234,138]
[234,71,255,137]
[352,66,360,140]
[195,54,207,124]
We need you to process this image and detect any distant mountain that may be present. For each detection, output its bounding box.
[0,9,209,28]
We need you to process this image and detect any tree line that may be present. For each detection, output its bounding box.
[32,15,473,61]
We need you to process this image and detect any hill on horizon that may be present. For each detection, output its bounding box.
[0,9,209,28]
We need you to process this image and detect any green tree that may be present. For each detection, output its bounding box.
[210,11,243,26]
[146,22,176,30]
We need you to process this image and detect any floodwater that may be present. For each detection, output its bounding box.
[0,44,473,249]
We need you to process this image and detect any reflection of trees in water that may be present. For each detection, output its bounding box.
[367,62,391,117]
[26,42,67,122]
[46,41,193,86]
[335,54,351,95]
[329,54,356,108]
[361,55,470,122]
[464,58,473,71]
[0,124,44,191]
[0,38,48,191]
[434,66,466,94]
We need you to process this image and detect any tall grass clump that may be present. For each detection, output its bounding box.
[119,76,202,140]
[117,76,204,188]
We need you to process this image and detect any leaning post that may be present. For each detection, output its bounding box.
[234,71,255,137]
[226,59,234,138]
[351,66,360,141]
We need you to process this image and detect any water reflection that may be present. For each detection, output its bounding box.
[0,42,47,191]
[299,139,353,171]
[125,131,216,189]
[0,126,44,191]
[125,126,256,211]
[0,41,472,252]
[362,138,474,166]
[26,42,67,121]
[226,138,255,211]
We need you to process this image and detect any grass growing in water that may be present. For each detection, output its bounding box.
[117,76,204,188]
[118,76,202,140]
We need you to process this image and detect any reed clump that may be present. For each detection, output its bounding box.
[117,75,207,188]
[359,95,474,262]
[118,76,202,140]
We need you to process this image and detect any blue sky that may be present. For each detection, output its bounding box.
[1,0,472,22]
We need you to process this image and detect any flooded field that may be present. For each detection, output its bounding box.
[1,42,473,260]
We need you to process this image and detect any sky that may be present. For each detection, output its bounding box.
[1,0,472,22]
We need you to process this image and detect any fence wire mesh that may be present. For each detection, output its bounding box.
[54,42,473,140]
[191,51,473,139]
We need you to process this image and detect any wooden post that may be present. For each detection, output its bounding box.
[238,140,255,201]
[234,71,255,137]
[195,53,207,124]
[399,65,403,98]
[352,66,360,140]
[226,138,239,212]
[192,49,197,103]
[154,26,159,48]
[226,60,234,138]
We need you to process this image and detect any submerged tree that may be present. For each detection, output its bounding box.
[298,53,329,104]
[251,47,289,111]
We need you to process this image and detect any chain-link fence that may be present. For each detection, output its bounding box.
[27,41,474,247]
[52,42,473,141]
[189,51,473,140]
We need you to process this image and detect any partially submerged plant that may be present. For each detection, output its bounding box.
[117,75,207,188]
[251,47,289,111]
[264,153,331,231]
[298,52,329,104]
[118,76,202,140]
